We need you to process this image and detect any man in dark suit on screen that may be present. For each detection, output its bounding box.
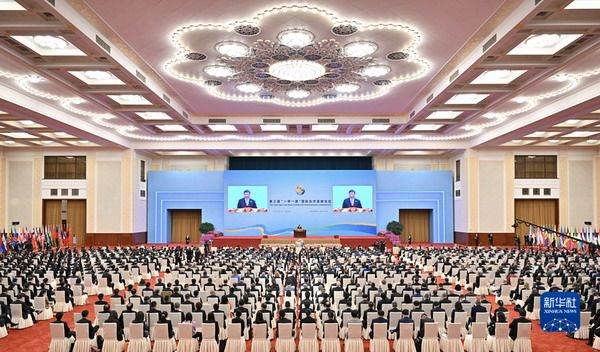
[237,189,257,208]
[342,189,362,208]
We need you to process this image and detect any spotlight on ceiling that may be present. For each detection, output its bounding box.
[215,41,249,57]
[277,28,315,48]
[343,41,378,57]
[335,83,360,93]
[203,65,236,78]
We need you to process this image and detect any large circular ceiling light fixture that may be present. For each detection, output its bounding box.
[277,29,315,48]
[343,41,378,57]
[268,60,326,81]
[335,83,360,93]
[236,83,261,93]
[286,89,310,99]
[215,41,249,57]
[360,64,391,78]
[203,65,236,78]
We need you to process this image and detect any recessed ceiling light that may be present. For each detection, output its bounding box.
[361,124,390,132]
[277,29,314,48]
[554,119,595,128]
[39,140,54,145]
[525,131,560,138]
[425,111,463,120]
[203,65,236,78]
[3,140,16,145]
[69,70,125,85]
[311,124,338,132]
[108,94,152,105]
[156,151,206,156]
[360,65,391,78]
[394,150,443,156]
[215,41,249,57]
[11,35,86,56]
[565,0,600,9]
[0,110,6,114]
[343,41,378,57]
[268,60,326,81]
[156,124,187,132]
[135,112,172,120]
[0,0,25,10]
[335,83,360,93]
[445,93,489,105]
[471,70,527,84]
[508,34,582,55]
[12,120,44,128]
[50,132,73,139]
[563,131,598,138]
[1,132,38,139]
[286,89,310,99]
[260,124,287,132]
[412,124,443,131]
[548,139,562,144]
[236,83,261,93]
[78,140,90,144]
[207,124,237,132]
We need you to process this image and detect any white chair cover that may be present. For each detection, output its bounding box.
[440,323,462,352]
[512,323,532,352]
[322,323,341,352]
[10,304,34,329]
[344,323,364,352]
[464,322,486,352]
[370,323,389,352]
[573,311,591,339]
[225,323,245,352]
[153,324,176,352]
[275,323,295,352]
[420,323,439,352]
[593,336,600,350]
[487,323,511,352]
[102,322,125,352]
[73,286,88,306]
[49,323,74,352]
[251,323,270,352]
[73,323,98,352]
[0,326,7,339]
[299,323,318,352]
[525,297,539,320]
[127,323,151,352]
[199,323,219,352]
[34,296,53,320]
[53,291,73,313]
[176,323,199,352]
[393,323,416,352]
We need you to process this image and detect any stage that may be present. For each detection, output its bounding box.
[210,235,392,248]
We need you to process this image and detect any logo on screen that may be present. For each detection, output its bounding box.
[295,185,305,195]
[540,292,580,333]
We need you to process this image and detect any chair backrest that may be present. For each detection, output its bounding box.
[495,322,509,339]
[201,323,216,340]
[50,323,66,339]
[129,323,144,340]
[446,323,461,339]
[472,322,487,339]
[580,311,591,327]
[475,312,488,323]
[178,323,194,339]
[424,322,438,339]
[56,290,66,303]
[154,323,169,340]
[454,311,467,325]
[278,323,292,339]
[373,323,387,339]
[398,323,413,340]
[432,311,446,325]
[302,323,317,339]
[347,323,362,339]
[253,323,268,339]
[103,323,117,340]
[34,296,45,311]
[228,323,242,339]
[323,323,338,339]
[73,286,83,296]
[75,323,90,340]
[10,304,22,319]
[516,323,531,339]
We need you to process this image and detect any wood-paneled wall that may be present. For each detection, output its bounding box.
[85,232,147,246]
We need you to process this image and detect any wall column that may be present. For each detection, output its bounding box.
[466,149,479,233]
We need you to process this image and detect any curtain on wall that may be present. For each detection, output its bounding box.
[43,200,62,227]
[514,199,558,239]
[170,210,201,243]
[399,209,431,243]
[67,200,86,245]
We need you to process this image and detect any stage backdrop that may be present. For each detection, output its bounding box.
[147,170,453,243]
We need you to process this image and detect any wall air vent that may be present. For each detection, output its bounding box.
[162,94,170,103]
[410,110,415,118]
[482,34,497,52]
[449,69,459,82]
[372,118,390,124]
[263,118,281,124]
[182,111,189,118]
[317,118,336,124]
[95,35,111,53]
[135,70,146,83]
[426,93,434,103]
[209,118,227,124]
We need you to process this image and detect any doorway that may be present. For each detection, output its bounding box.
[514,199,558,240]
[170,209,202,243]
[42,199,87,245]
[399,209,432,243]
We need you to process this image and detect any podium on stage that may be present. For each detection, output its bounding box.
[293,228,307,238]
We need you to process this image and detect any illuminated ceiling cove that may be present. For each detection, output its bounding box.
[164,5,431,108]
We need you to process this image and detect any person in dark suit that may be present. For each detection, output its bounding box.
[237,190,257,209]
[470,299,487,325]
[53,312,74,338]
[77,310,103,348]
[157,311,175,339]
[390,309,413,336]
[509,309,531,340]
[369,310,388,338]
[104,311,124,341]
[342,190,362,209]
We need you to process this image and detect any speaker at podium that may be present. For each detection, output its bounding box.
[293,225,306,238]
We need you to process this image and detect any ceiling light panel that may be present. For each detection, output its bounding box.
[260,124,287,132]
[565,0,600,9]
[525,131,560,138]
[69,71,125,85]
[108,94,152,105]
[554,119,595,128]
[562,131,598,138]
[1,132,38,139]
[445,94,489,105]
[311,124,339,132]
[425,111,463,120]
[11,35,86,56]
[412,124,443,131]
[135,112,172,120]
[0,0,26,10]
[361,124,390,132]
[156,124,188,132]
[470,70,527,84]
[508,34,582,55]
[207,124,237,132]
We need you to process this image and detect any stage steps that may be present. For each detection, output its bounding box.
[260,237,341,247]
